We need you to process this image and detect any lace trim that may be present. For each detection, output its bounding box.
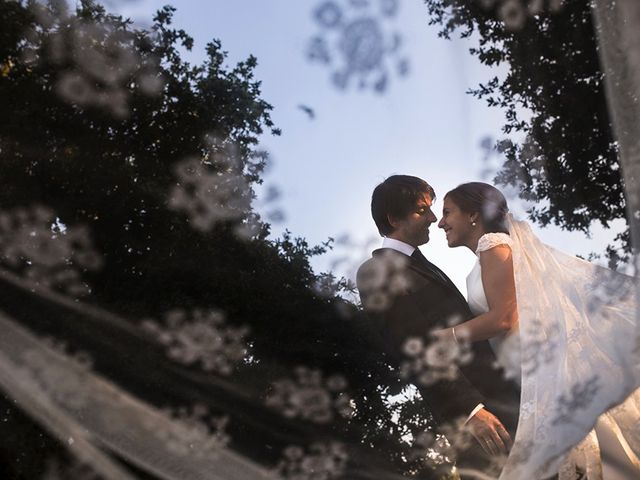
[475,232,513,255]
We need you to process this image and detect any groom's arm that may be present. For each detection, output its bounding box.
[391,284,513,454]
[384,292,511,455]
[382,293,486,421]
[357,259,486,421]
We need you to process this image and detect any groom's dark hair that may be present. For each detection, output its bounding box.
[371,175,435,236]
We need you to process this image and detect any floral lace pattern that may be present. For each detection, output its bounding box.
[0,205,102,297]
[475,232,513,255]
[495,215,640,479]
[265,367,354,424]
[399,331,473,386]
[307,0,409,93]
[150,404,230,459]
[0,312,271,480]
[22,3,163,118]
[274,442,348,480]
[356,250,411,312]
[142,308,250,375]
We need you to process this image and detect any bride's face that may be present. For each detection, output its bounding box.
[438,197,475,248]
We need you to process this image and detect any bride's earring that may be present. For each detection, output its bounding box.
[471,221,477,227]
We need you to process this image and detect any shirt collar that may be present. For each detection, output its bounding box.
[381,237,416,257]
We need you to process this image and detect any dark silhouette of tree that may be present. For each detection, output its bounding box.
[424,0,627,263]
[0,1,435,478]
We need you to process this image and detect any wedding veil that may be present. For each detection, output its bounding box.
[0,268,274,480]
[0,266,409,480]
[498,214,640,479]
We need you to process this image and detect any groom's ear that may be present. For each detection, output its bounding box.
[387,214,404,231]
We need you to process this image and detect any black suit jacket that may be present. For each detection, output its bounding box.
[356,247,519,432]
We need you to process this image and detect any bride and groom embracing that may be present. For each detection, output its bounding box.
[356,175,640,479]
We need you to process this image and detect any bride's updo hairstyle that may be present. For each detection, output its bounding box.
[445,182,509,234]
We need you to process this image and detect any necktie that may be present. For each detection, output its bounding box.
[411,249,449,285]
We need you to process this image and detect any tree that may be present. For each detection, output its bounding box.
[424,0,628,263]
[0,1,436,478]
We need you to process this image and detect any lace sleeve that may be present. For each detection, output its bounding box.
[475,232,513,255]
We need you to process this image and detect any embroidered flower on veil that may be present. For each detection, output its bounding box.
[274,441,348,480]
[142,308,250,375]
[399,327,473,386]
[357,250,411,312]
[152,404,230,459]
[265,367,354,423]
[0,205,102,297]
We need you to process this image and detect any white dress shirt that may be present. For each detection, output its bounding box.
[381,236,416,256]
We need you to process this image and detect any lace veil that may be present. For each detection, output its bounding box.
[498,214,640,479]
[0,265,410,480]
[0,268,275,480]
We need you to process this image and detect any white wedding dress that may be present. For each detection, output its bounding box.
[466,217,640,480]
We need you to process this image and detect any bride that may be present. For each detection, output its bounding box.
[435,182,640,479]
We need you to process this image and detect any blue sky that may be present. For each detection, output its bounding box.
[112,0,622,293]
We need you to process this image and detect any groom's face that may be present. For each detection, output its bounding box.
[389,193,437,247]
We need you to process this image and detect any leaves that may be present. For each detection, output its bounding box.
[425,0,627,261]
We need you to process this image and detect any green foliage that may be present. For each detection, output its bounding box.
[0,0,278,309]
[0,1,427,476]
[424,0,627,260]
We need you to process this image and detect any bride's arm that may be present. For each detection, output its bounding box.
[440,245,518,343]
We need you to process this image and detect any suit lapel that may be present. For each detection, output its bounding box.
[426,260,468,306]
[408,256,468,305]
[407,254,446,284]
[374,248,468,305]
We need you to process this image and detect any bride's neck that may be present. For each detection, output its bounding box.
[465,229,487,253]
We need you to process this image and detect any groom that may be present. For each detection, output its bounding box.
[356,175,519,464]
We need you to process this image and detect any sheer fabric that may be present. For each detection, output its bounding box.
[489,215,640,479]
[0,267,409,480]
[0,267,280,480]
[0,309,273,480]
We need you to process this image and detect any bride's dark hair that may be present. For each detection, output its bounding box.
[445,182,509,234]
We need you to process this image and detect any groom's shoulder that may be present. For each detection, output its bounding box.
[356,248,410,278]
[357,250,410,314]
[356,248,415,297]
